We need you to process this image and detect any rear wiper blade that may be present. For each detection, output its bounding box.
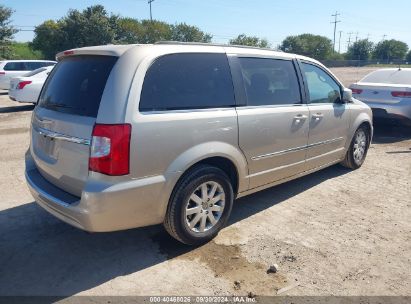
[47,103,74,109]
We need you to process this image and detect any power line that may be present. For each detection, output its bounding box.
[331,11,341,52]
[148,0,155,21]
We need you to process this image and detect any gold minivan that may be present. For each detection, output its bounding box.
[25,42,373,244]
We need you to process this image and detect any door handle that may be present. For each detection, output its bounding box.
[293,114,307,124]
[312,113,324,120]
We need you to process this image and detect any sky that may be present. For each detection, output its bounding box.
[3,0,411,52]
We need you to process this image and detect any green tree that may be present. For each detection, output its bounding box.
[115,19,212,44]
[229,34,270,48]
[32,5,118,59]
[10,42,43,59]
[279,34,333,60]
[346,39,374,60]
[170,23,212,43]
[115,17,143,44]
[139,20,172,43]
[32,5,216,59]
[0,5,18,59]
[372,39,408,61]
[406,50,411,63]
[327,52,345,60]
[31,20,65,60]
[61,5,117,48]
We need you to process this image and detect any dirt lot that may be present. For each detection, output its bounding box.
[0,67,410,297]
[329,67,378,87]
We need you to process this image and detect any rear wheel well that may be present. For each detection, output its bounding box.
[192,157,239,195]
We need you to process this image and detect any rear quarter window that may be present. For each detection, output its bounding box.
[139,53,236,111]
[38,55,117,117]
[26,62,44,70]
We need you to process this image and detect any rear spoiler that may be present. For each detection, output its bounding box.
[55,45,137,61]
[56,49,122,61]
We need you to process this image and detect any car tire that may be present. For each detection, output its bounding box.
[164,164,234,245]
[341,125,370,169]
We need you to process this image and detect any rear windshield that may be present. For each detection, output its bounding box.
[361,69,411,85]
[38,56,117,117]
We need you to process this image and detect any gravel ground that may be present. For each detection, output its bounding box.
[329,67,379,87]
[0,67,410,297]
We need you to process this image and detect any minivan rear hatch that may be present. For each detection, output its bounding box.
[31,55,117,197]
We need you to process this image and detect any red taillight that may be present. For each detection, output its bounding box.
[89,124,131,176]
[63,50,74,56]
[0,72,5,76]
[391,91,411,98]
[351,88,363,94]
[17,81,32,90]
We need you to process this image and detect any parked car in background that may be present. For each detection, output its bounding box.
[0,60,56,90]
[9,66,55,103]
[350,68,411,125]
[25,43,373,245]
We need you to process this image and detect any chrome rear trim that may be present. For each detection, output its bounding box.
[33,125,91,146]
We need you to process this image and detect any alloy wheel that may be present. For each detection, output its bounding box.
[353,130,367,164]
[185,181,225,233]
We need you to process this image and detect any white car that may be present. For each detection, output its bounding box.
[350,68,411,125]
[9,66,55,103]
[0,60,56,90]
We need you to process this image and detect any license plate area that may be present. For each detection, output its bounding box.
[34,131,58,160]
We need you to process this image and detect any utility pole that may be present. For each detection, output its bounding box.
[347,31,353,49]
[148,0,155,21]
[355,31,359,43]
[338,31,343,53]
[331,11,341,53]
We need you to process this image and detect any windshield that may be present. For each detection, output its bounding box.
[38,55,117,117]
[360,69,411,85]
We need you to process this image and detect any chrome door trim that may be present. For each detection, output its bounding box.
[33,125,91,146]
[251,145,307,160]
[251,137,344,161]
[307,136,344,149]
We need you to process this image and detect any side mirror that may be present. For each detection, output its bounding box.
[342,88,353,103]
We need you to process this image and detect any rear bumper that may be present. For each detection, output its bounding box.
[9,89,36,104]
[362,101,411,123]
[25,150,171,232]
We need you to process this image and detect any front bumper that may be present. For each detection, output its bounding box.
[0,80,10,90]
[8,89,17,101]
[25,151,170,232]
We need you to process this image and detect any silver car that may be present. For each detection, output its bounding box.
[350,68,411,125]
[25,43,373,245]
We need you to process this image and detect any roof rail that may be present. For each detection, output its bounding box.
[155,41,280,52]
